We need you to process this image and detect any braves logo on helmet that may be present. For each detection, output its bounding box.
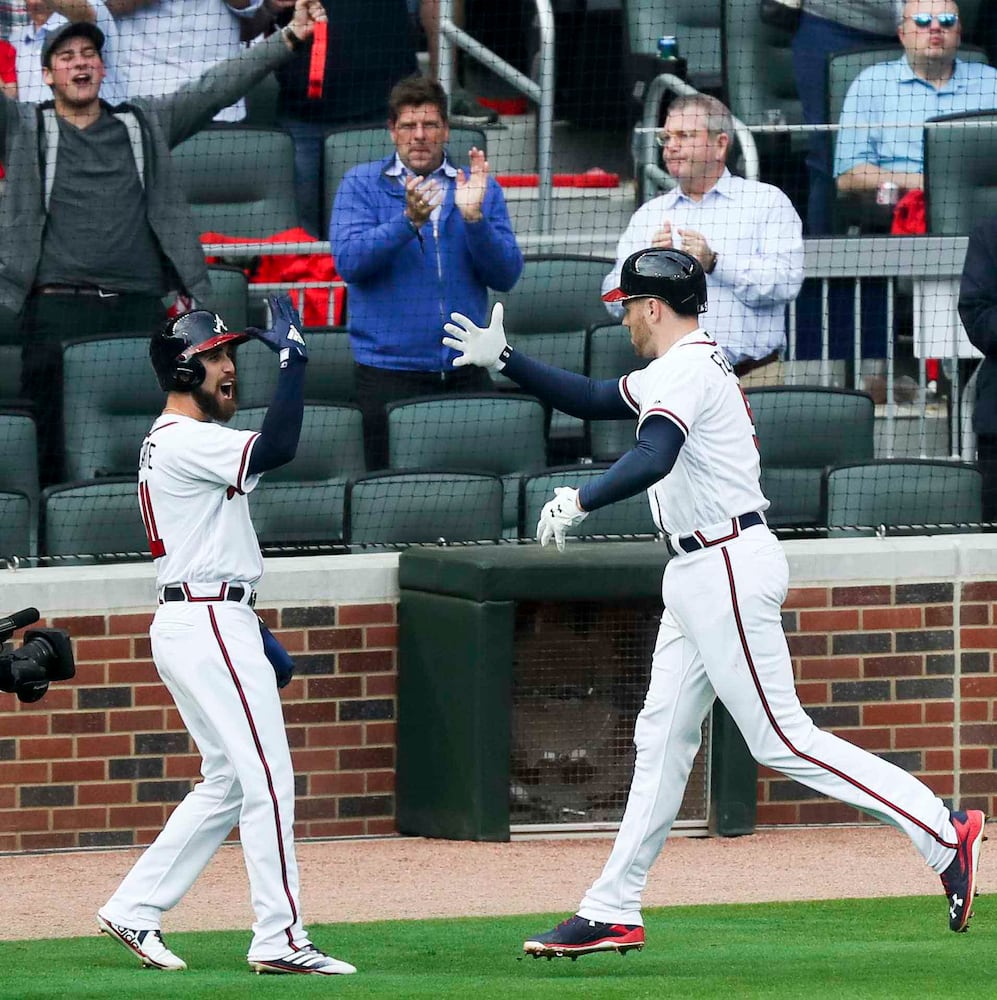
[150,310,249,392]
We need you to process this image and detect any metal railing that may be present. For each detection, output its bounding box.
[436,0,556,234]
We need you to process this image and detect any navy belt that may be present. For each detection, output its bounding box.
[667,512,765,556]
[159,584,256,607]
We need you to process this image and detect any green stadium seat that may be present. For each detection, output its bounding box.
[41,477,146,563]
[0,407,37,559]
[623,0,722,95]
[345,470,504,545]
[586,321,649,462]
[234,327,355,408]
[172,126,299,238]
[822,459,982,537]
[0,491,32,564]
[386,393,547,537]
[925,109,997,236]
[521,465,658,541]
[229,403,366,545]
[202,265,249,332]
[722,0,804,157]
[0,410,39,514]
[490,255,613,455]
[747,387,875,530]
[61,337,163,481]
[323,125,486,236]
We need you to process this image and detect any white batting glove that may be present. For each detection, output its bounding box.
[536,487,588,552]
[442,302,509,371]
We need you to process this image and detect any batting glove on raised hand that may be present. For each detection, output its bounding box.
[442,302,509,371]
[536,487,588,552]
[246,293,308,368]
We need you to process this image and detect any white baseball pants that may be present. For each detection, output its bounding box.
[100,601,308,960]
[579,526,958,926]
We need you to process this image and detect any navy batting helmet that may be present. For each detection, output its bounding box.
[150,310,249,392]
[602,247,707,316]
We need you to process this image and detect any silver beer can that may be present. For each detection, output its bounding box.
[876,181,900,206]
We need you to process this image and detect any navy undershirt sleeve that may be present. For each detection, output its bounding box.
[246,358,306,475]
[578,416,684,512]
[501,348,634,419]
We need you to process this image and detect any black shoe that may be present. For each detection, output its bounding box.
[523,914,645,959]
[450,88,499,127]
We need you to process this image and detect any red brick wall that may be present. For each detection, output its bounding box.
[0,602,398,853]
[762,581,997,825]
[3,577,996,851]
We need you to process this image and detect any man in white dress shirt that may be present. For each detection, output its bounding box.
[603,94,804,386]
[108,0,263,122]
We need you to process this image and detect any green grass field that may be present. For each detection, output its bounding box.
[0,896,988,999]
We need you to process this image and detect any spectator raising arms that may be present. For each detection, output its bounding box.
[0,1,326,487]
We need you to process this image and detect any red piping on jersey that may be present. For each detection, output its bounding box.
[208,605,299,946]
[235,433,260,494]
[642,406,689,437]
[138,482,164,559]
[620,373,640,413]
[150,420,180,434]
[719,546,958,851]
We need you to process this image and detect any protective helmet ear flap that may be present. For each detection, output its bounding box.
[170,353,206,391]
[149,309,245,392]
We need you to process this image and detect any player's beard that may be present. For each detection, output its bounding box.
[191,384,237,423]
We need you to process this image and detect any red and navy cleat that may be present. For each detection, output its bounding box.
[523,914,645,959]
[940,809,987,932]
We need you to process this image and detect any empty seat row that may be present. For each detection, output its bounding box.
[2,455,982,565]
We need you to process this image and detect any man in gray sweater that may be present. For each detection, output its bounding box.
[0,0,324,483]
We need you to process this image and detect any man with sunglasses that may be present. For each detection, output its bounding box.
[835,1,997,199]
[602,94,803,387]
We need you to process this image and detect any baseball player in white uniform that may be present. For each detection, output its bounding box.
[97,296,356,977]
[442,247,987,959]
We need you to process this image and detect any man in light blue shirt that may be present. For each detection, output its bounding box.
[835,0,997,196]
[603,94,803,383]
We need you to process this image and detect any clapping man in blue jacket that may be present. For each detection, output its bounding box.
[330,73,523,469]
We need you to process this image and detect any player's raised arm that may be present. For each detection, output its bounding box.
[443,303,633,420]
[245,293,308,475]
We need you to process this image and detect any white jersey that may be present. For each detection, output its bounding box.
[618,328,767,536]
[138,414,264,588]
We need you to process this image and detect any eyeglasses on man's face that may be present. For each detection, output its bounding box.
[906,12,959,29]
[655,128,714,148]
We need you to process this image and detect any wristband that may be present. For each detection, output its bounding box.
[283,24,304,51]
